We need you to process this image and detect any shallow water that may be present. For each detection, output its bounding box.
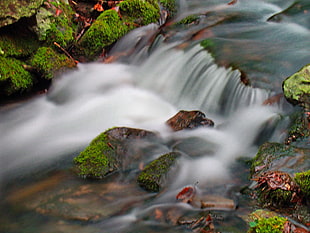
[0,0,309,232]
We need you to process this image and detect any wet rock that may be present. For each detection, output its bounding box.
[0,0,44,27]
[247,210,287,233]
[137,152,180,192]
[32,0,76,48]
[283,64,310,108]
[78,0,160,60]
[285,109,310,145]
[166,110,214,131]
[250,142,310,208]
[29,46,76,79]
[74,127,161,179]
[251,142,310,176]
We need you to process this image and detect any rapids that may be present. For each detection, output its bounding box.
[0,0,309,232]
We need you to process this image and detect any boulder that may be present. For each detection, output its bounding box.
[166,110,214,131]
[29,46,76,80]
[0,0,44,27]
[283,64,310,108]
[73,127,160,179]
[250,142,310,208]
[0,56,33,95]
[78,0,160,59]
[137,152,180,192]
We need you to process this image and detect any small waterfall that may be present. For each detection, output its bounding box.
[135,43,271,115]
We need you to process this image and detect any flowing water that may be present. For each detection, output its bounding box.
[0,0,309,232]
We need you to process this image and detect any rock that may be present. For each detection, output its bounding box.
[119,0,160,26]
[137,152,180,192]
[0,22,40,58]
[29,46,76,79]
[0,0,44,27]
[285,109,309,145]
[250,142,310,208]
[78,0,160,59]
[78,9,132,59]
[166,110,214,131]
[283,64,310,108]
[295,170,310,198]
[0,56,33,95]
[32,0,76,48]
[73,127,160,179]
[247,210,287,233]
[251,142,310,176]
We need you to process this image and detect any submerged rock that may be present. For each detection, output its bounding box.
[283,64,310,108]
[166,110,214,131]
[74,127,160,179]
[137,152,180,192]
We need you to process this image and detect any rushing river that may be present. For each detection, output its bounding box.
[0,0,309,232]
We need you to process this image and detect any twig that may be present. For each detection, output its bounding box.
[53,42,79,64]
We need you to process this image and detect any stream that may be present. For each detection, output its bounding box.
[0,0,310,232]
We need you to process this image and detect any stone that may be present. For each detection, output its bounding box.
[283,64,310,108]
[166,110,214,131]
[0,0,44,27]
[137,152,180,192]
[74,127,161,179]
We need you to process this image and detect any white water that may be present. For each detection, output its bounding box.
[0,44,284,194]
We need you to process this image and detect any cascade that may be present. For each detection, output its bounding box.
[1,0,309,232]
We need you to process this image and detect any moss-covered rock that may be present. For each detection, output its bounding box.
[33,0,76,48]
[250,142,310,208]
[74,127,160,179]
[247,213,287,233]
[29,46,76,79]
[78,9,132,59]
[119,0,160,26]
[0,30,39,58]
[285,109,310,145]
[137,152,180,192]
[283,64,310,108]
[250,142,309,176]
[74,132,117,179]
[295,170,310,197]
[0,56,33,95]
[0,0,44,27]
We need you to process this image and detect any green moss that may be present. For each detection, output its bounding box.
[159,0,177,18]
[295,170,310,196]
[0,33,39,58]
[79,10,132,58]
[29,47,76,79]
[0,56,33,95]
[35,1,76,48]
[287,110,310,143]
[248,216,287,233]
[283,64,310,107]
[119,0,160,25]
[137,152,180,192]
[74,133,118,179]
[177,15,199,25]
[250,142,295,175]
[257,187,294,207]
